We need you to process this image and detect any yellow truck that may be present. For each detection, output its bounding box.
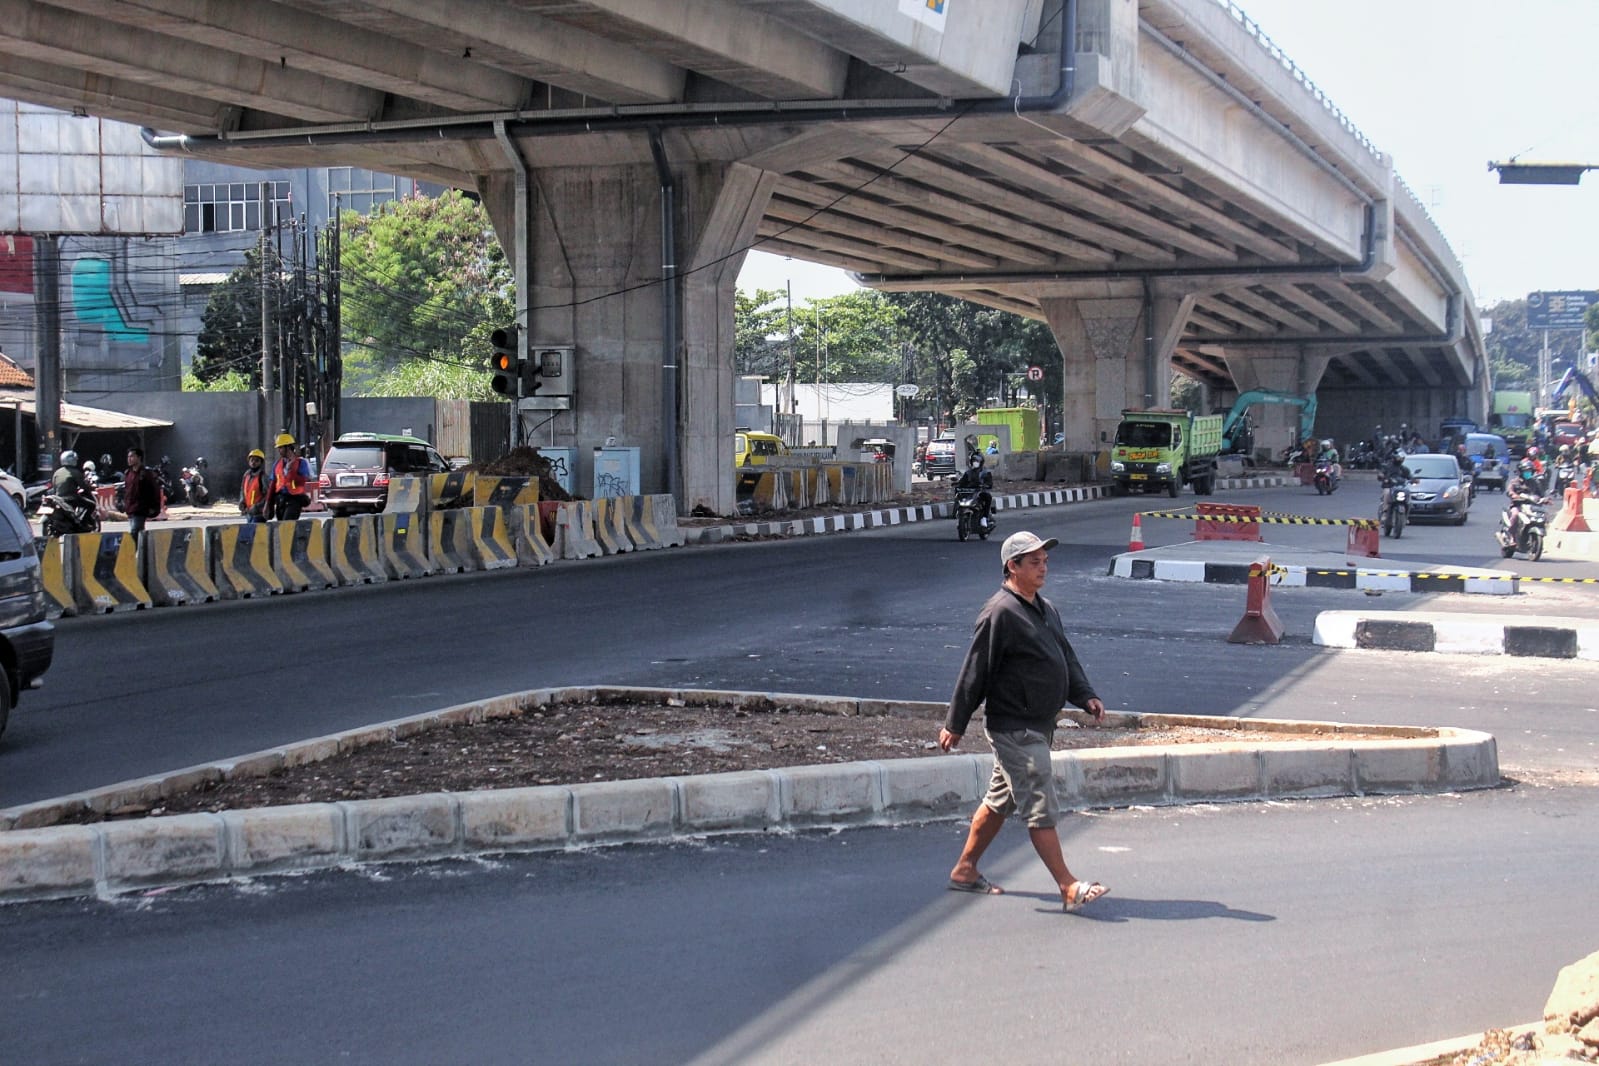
[1109,409,1224,497]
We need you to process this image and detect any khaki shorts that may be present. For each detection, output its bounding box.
[982,727,1059,829]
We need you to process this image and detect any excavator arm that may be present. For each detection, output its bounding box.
[1221,390,1318,451]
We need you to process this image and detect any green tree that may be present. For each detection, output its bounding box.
[887,293,1059,422]
[735,287,792,377]
[1482,297,1580,390]
[191,249,269,388]
[339,191,514,397]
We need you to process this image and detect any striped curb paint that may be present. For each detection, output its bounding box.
[1109,555,1518,596]
[0,686,1498,903]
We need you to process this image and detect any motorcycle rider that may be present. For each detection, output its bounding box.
[265,432,313,521]
[1502,458,1546,548]
[1316,438,1342,488]
[238,448,269,523]
[953,451,995,533]
[43,451,98,534]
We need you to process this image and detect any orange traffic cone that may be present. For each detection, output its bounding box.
[1128,512,1145,552]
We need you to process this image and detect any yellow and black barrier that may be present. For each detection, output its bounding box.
[383,476,426,514]
[591,496,633,556]
[272,519,339,592]
[208,522,284,599]
[472,506,518,570]
[473,476,539,509]
[380,511,433,579]
[140,527,219,607]
[508,504,555,567]
[427,470,475,510]
[1301,569,1597,585]
[428,509,479,574]
[64,532,152,613]
[625,495,664,550]
[327,515,387,585]
[554,500,602,560]
[36,537,73,618]
[1138,509,1379,529]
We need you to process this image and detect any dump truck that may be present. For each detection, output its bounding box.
[1488,390,1536,450]
[1109,409,1224,497]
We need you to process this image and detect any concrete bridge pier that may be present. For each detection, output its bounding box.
[479,159,776,516]
[1221,346,1334,457]
[1040,288,1196,451]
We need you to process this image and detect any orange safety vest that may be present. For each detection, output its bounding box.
[241,467,266,509]
[273,457,310,497]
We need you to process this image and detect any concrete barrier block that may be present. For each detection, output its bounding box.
[223,804,344,872]
[1171,746,1261,800]
[282,737,341,768]
[571,779,675,841]
[1353,740,1444,791]
[675,771,779,831]
[459,787,572,850]
[100,813,226,887]
[1074,749,1168,804]
[0,826,99,898]
[1441,734,1500,789]
[776,762,881,824]
[878,756,983,817]
[1261,745,1353,797]
[342,794,459,858]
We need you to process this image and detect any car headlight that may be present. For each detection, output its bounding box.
[1110,461,1124,474]
[1443,485,1459,499]
[1155,462,1171,475]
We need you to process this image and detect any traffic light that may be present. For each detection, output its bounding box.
[522,348,543,395]
[489,325,520,396]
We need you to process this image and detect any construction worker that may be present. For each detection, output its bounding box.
[265,432,312,521]
[238,448,269,523]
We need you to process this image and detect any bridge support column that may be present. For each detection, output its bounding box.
[479,159,774,516]
[1040,290,1195,451]
[1223,347,1333,455]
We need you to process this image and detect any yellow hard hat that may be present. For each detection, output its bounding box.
[274,432,296,449]
[248,448,265,460]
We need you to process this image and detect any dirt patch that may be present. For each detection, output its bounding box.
[77,698,1396,824]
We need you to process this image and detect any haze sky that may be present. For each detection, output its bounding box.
[738,0,1599,312]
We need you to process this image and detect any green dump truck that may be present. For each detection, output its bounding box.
[1488,390,1536,450]
[1110,409,1224,497]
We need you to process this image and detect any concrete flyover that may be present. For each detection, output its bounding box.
[0,0,1486,511]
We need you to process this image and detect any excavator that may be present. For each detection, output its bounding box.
[1218,389,1318,459]
[1552,366,1599,410]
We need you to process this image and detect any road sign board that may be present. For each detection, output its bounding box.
[894,383,920,397]
[1526,290,1597,330]
[1026,365,1044,382]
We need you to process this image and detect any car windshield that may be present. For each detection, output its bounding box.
[1404,456,1459,479]
[325,445,384,469]
[1116,422,1170,447]
[1465,435,1506,457]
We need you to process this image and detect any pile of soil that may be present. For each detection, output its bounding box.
[77,698,1391,824]
[470,446,572,501]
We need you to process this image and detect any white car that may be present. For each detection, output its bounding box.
[0,469,23,512]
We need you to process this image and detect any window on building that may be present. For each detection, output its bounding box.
[184,181,291,234]
[327,167,403,216]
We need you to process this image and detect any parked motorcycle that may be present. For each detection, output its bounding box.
[181,456,211,507]
[158,456,186,506]
[1313,461,1338,495]
[38,491,101,536]
[1496,495,1548,561]
[953,465,995,542]
[1378,475,1410,539]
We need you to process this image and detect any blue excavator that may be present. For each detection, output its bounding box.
[1219,389,1317,459]
[1552,366,1599,409]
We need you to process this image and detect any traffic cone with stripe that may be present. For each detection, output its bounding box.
[1128,512,1144,552]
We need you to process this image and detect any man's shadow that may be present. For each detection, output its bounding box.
[1016,893,1275,922]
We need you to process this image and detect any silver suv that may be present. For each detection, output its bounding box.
[0,491,53,741]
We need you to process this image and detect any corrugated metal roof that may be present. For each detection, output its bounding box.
[0,394,172,430]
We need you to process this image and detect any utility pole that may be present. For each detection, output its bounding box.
[32,235,60,474]
[258,182,274,446]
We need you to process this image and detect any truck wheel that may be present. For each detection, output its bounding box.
[1167,479,1180,499]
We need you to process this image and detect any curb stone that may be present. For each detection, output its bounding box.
[0,686,1499,903]
[1314,611,1599,659]
[1110,555,1518,596]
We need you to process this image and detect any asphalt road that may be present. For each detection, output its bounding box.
[3,480,1597,1065]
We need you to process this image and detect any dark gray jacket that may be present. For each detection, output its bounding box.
[944,587,1098,736]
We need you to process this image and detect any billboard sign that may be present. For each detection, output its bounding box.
[1525,290,1598,330]
[0,102,183,235]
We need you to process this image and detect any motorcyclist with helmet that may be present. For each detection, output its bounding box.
[953,450,995,534]
[1501,457,1548,551]
[1316,438,1341,489]
[44,450,99,535]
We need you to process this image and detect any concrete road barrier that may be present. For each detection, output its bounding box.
[65,531,152,613]
[472,476,538,509]
[646,494,686,548]
[508,504,554,567]
[140,526,219,606]
[35,537,72,618]
[379,511,433,579]
[427,509,479,574]
[591,496,633,555]
[427,470,475,511]
[271,518,339,592]
[383,476,425,514]
[208,522,284,599]
[471,506,518,570]
[554,501,602,560]
[326,515,387,585]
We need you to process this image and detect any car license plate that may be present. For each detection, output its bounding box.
[1129,473,1147,481]
[337,474,365,487]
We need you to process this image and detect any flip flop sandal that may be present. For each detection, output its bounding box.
[1065,880,1109,912]
[947,876,1003,895]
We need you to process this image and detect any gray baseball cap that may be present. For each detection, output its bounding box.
[1001,530,1058,566]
